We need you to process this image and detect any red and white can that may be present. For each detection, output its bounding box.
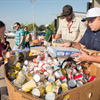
[74,74,83,81]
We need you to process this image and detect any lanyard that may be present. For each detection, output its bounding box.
[67,21,73,33]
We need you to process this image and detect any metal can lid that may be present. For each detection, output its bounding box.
[24,60,28,65]
[48,76,55,83]
[45,92,55,100]
[68,79,76,88]
[33,74,40,82]
[76,65,82,70]
[32,88,40,97]
[76,81,83,87]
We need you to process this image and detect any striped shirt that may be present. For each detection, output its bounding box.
[15,28,25,46]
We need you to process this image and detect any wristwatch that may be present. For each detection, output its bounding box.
[69,42,72,47]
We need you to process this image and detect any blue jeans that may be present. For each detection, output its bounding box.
[13,45,25,50]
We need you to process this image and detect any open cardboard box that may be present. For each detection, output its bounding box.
[4,56,100,100]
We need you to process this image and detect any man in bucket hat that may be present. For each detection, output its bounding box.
[61,7,100,63]
[55,5,86,42]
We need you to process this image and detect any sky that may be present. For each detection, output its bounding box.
[0,0,90,31]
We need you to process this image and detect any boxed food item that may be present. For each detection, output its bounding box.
[47,46,81,57]
[52,39,72,47]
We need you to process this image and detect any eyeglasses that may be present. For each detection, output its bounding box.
[14,26,17,28]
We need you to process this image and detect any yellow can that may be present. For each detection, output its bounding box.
[16,62,23,69]
[22,80,37,92]
[46,85,62,95]
[25,73,33,81]
[32,85,46,97]
[59,82,68,92]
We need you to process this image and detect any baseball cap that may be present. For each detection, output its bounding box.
[62,5,73,16]
[82,7,100,21]
[45,24,49,27]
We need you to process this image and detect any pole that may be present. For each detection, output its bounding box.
[29,0,35,40]
[32,0,34,40]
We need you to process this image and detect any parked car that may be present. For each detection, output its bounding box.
[5,31,16,38]
[37,32,45,36]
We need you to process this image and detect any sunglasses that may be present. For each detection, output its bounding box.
[14,26,17,28]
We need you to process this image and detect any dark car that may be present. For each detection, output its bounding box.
[37,32,45,36]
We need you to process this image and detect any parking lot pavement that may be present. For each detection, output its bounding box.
[0,38,45,100]
[0,64,9,100]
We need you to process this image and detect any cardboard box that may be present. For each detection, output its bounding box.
[4,55,100,100]
[47,46,81,57]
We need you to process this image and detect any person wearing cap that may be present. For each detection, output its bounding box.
[2,35,12,52]
[55,5,86,42]
[44,24,52,46]
[61,7,100,63]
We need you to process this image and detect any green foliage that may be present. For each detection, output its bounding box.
[38,25,45,31]
[49,21,55,33]
[12,21,55,33]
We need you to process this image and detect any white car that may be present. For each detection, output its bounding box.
[5,31,16,38]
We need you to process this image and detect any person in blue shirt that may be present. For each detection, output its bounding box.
[60,7,100,63]
[13,22,25,50]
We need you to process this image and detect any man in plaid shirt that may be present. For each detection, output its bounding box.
[13,22,25,50]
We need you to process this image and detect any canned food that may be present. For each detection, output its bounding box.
[54,70,63,79]
[59,82,68,92]
[88,75,96,82]
[76,64,82,71]
[44,80,52,86]
[46,85,62,95]
[43,64,51,70]
[36,54,43,62]
[38,61,44,68]
[22,80,37,92]
[48,75,55,83]
[45,92,55,100]
[43,71,50,79]
[32,85,46,97]
[47,68,53,74]
[68,79,76,89]
[44,51,49,60]
[37,82,44,86]
[74,74,83,81]
[60,76,67,83]
[25,73,33,81]
[38,67,45,74]
[16,62,23,69]
[76,81,83,87]
[53,79,61,86]
[53,65,60,72]
[14,73,25,89]
[33,74,45,82]
[62,61,70,69]
[83,69,90,75]
[68,73,74,80]
[24,60,29,65]
[53,59,59,65]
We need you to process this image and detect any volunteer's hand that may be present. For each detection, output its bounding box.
[60,42,71,47]
[74,49,89,64]
[47,40,49,42]
[18,44,21,49]
[3,51,15,58]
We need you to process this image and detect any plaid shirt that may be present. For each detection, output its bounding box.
[15,28,25,46]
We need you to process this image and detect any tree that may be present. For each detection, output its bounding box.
[49,21,55,33]
[38,25,45,31]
